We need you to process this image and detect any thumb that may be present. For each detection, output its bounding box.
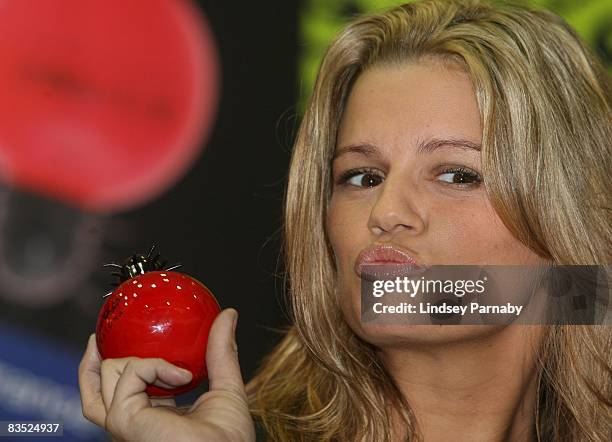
[206,308,245,397]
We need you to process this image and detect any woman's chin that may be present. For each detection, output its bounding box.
[354,323,506,347]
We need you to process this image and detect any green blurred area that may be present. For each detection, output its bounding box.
[298,0,612,110]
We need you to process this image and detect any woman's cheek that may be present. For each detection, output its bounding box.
[328,195,368,254]
[327,196,370,298]
[432,207,543,265]
[424,193,494,263]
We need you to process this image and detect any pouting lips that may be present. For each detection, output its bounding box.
[357,262,429,282]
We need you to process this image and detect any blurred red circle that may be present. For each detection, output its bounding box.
[0,0,219,212]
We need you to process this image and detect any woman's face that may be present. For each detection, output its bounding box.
[327,60,547,345]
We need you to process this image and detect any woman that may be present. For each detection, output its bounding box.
[79,0,611,440]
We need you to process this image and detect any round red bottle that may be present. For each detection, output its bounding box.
[96,270,220,397]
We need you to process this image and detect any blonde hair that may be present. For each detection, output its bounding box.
[246,1,612,440]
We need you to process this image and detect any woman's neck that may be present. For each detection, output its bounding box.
[380,326,544,442]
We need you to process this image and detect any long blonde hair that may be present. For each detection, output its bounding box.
[246,1,612,440]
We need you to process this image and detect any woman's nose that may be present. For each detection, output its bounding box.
[367,175,425,236]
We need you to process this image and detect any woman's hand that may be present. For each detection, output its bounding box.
[78,309,255,442]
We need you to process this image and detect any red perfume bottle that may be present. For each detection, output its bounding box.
[96,246,220,397]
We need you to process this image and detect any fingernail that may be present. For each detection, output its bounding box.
[232,310,238,334]
[231,311,238,353]
[177,367,192,380]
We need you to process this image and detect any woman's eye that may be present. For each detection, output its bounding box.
[339,170,384,188]
[437,168,482,186]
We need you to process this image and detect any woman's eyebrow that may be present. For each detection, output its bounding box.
[416,137,482,155]
[333,138,481,160]
[333,143,380,160]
